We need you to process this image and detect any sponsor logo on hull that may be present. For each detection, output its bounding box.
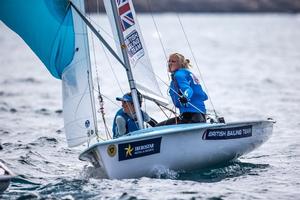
[203,125,252,140]
[118,137,162,161]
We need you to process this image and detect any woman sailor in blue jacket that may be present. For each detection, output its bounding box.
[158,53,208,125]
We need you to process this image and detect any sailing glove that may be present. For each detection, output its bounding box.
[179,96,189,107]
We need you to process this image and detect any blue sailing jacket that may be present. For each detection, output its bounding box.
[112,109,149,138]
[169,68,208,114]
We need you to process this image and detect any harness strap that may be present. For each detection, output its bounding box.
[171,74,183,96]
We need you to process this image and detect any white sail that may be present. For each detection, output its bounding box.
[103,0,168,106]
[62,0,97,147]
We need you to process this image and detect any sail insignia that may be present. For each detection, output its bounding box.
[103,0,168,105]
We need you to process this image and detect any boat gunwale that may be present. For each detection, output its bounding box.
[79,119,274,160]
[0,175,14,181]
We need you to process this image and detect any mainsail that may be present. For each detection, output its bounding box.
[103,0,168,106]
[0,0,97,147]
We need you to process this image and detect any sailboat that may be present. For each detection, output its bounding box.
[0,161,14,193]
[0,0,274,179]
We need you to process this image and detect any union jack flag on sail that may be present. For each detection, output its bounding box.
[117,0,135,31]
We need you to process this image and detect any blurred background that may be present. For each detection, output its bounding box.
[85,0,300,13]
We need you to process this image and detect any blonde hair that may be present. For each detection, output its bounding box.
[170,53,192,69]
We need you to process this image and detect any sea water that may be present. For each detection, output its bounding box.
[1,14,300,199]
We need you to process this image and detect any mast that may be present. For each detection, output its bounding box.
[109,0,144,129]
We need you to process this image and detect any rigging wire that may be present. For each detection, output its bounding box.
[175,13,218,118]
[78,1,138,132]
[83,1,125,95]
[100,42,125,95]
[68,133,107,143]
[87,1,112,140]
[74,1,186,122]
[91,0,130,136]
[67,37,101,142]
[85,0,151,138]
[93,90,121,108]
[86,4,144,131]
[81,2,171,96]
[156,103,177,119]
[77,0,100,142]
[145,0,171,89]
[96,12,200,119]
[145,0,168,60]
[143,0,218,118]
[130,58,178,119]
[144,0,180,118]
[68,1,102,141]
[91,35,112,140]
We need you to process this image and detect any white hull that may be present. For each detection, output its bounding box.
[0,162,14,193]
[80,120,274,179]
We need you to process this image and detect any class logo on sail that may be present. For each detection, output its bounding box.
[118,137,162,161]
[117,0,135,31]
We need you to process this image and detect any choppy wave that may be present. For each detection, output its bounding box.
[1,14,300,200]
[177,161,270,182]
[2,78,41,85]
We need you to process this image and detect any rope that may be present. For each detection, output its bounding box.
[81,2,173,112]
[175,13,218,118]
[88,2,138,136]
[84,2,125,96]
[100,43,125,95]
[156,103,177,119]
[86,70,100,141]
[87,2,112,140]
[145,0,170,84]
[145,0,168,60]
